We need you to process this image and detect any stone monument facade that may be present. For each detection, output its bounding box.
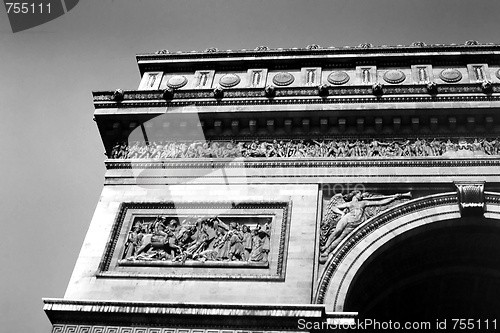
[45,42,500,331]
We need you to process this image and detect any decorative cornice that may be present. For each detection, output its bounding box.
[43,298,329,315]
[43,298,356,330]
[104,157,500,170]
[93,84,500,108]
[137,42,500,62]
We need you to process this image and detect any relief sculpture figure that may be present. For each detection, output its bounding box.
[319,191,411,264]
[123,222,144,258]
[122,215,271,265]
[110,138,500,160]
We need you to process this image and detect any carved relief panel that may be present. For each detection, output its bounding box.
[319,189,412,264]
[301,67,322,86]
[246,69,268,88]
[434,67,466,84]
[379,68,409,84]
[411,64,433,83]
[98,201,291,280]
[467,64,490,82]
[159,73,195,90]
[268,70,301,87]
[356,66,377,84]
[213,72,246,89]
[323,69,352,86]
[139,72,164,90]
[193,70,215,89]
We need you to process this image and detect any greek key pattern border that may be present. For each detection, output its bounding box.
[52,325,295,333]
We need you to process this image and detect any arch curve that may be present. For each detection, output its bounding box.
[314,191,500,311]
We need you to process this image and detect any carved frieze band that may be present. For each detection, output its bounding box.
[110,138,500,160]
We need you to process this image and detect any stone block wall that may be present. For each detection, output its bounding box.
[64,179,319,305]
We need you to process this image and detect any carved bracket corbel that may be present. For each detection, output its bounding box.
[454,181,485,216]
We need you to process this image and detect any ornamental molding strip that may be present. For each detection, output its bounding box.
[138,42,500,61]
[104,157,500,170]
[93,84,500,108]
[97,201,291,281]
[43,299,356,331]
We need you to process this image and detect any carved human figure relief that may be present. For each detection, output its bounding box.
[319,191,411,264]
[110,138,500,160]
[122,215,271,264]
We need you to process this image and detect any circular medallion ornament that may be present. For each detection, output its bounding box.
[439,68,462,83]
[383,70,406,84]
[219,74,241,88]
[167,75,188,89]
[496,69,500,80]
[272,72,295,86]
[327,71,350,85]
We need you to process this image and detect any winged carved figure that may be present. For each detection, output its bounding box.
[319,191,411,264]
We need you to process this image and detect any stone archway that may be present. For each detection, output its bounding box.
[315,191,500,318]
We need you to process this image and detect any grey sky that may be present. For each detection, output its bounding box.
[1,1,500,332]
